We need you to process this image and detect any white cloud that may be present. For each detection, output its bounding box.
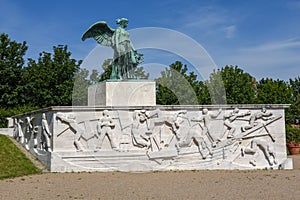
[241,38,300,52]
[224,25,236,39]
[179,6,238,40]
[184,10,228,29]
[216,38,300,80]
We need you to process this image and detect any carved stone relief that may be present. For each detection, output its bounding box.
[41,113,52,152]
[13,118,24,143]
[56,112,85,151]
[96,110,118,150]
[12,106,287,171]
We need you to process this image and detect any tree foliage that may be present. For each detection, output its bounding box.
[156,64,258,105]
[0,33,28,108]
[286,77,300,124]
[156,61,199,105]
[98,58,113,82]
[72,68,90,106]
[23,45,81,107]
[195,81,211,104]
[215,65,256,104]
[256,78,292,104]
[206,69,226,104]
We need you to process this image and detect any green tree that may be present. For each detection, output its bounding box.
[223,65,257,104]
[286,77,300,124]
[98,58,113,82]
[0,33,28,108]
[206,69,226,104]
[208,65,256,104]
[256,78,292,104]
[155,61,199,105]
[134,67,149,80]
[23,45,81,107]
[195,81,211,104]
[72,68,90,106]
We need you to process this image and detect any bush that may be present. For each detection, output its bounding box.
[286,124,300,144]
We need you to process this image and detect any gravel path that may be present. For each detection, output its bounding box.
[1,136,299,200]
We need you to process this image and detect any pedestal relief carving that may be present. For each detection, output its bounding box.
[11,105,291,172]
[96,110,118,150]
[41,113,52,152]
[13,118,24,143]
[56,113,85,151]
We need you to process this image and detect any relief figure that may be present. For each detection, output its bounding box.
[96,110,118,150]
[41,113,52,152]
[56,113,85,151]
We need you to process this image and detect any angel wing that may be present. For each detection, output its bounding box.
[81,21,115,47]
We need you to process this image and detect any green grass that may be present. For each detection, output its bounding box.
[0,134,41,179]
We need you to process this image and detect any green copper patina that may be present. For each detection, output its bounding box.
[82,18,143,80]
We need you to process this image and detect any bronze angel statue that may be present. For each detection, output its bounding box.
[82,18,143,80]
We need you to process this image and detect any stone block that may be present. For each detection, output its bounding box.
[88,81,156,106]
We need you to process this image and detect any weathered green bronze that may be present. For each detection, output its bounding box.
[82,18,143,80]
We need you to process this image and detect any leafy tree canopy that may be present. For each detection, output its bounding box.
[22,45,82,107]
[156,61,200,105]
[0,33,28,108]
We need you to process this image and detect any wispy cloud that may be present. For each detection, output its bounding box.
[224,25,236,39]
[216,38,300,80]
[184,9,228,29]
[180,6,237,40]
[241,38,300,52]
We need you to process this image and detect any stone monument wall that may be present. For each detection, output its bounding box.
[11,105,292,172]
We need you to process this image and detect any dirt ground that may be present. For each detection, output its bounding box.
[0,155,299,200]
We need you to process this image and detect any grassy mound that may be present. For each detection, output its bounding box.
[0,134,41,179]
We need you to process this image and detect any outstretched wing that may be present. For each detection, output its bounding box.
[81,21,115,47]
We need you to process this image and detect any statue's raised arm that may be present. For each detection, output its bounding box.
[82,18,143,80]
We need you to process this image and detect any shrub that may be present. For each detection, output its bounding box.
[286,124,300,144]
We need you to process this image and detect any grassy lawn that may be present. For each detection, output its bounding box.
[0,134,41,179]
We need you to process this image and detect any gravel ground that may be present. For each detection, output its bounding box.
[0,155,299,200]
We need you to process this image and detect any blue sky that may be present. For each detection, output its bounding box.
[1,0,300,80]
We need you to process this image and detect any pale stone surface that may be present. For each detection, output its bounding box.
[0,118,14,136]
[281,158,293,169]
[6,117,14,128]
[88,81,156,106]
[10,105,292,172]
[0,128,14,136]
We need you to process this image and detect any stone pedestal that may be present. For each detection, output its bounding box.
[88,81,156,106]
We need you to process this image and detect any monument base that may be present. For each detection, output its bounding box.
[88,81,156,106]
[10,105,292,172]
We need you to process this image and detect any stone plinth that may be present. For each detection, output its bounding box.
[88,81,156,106]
